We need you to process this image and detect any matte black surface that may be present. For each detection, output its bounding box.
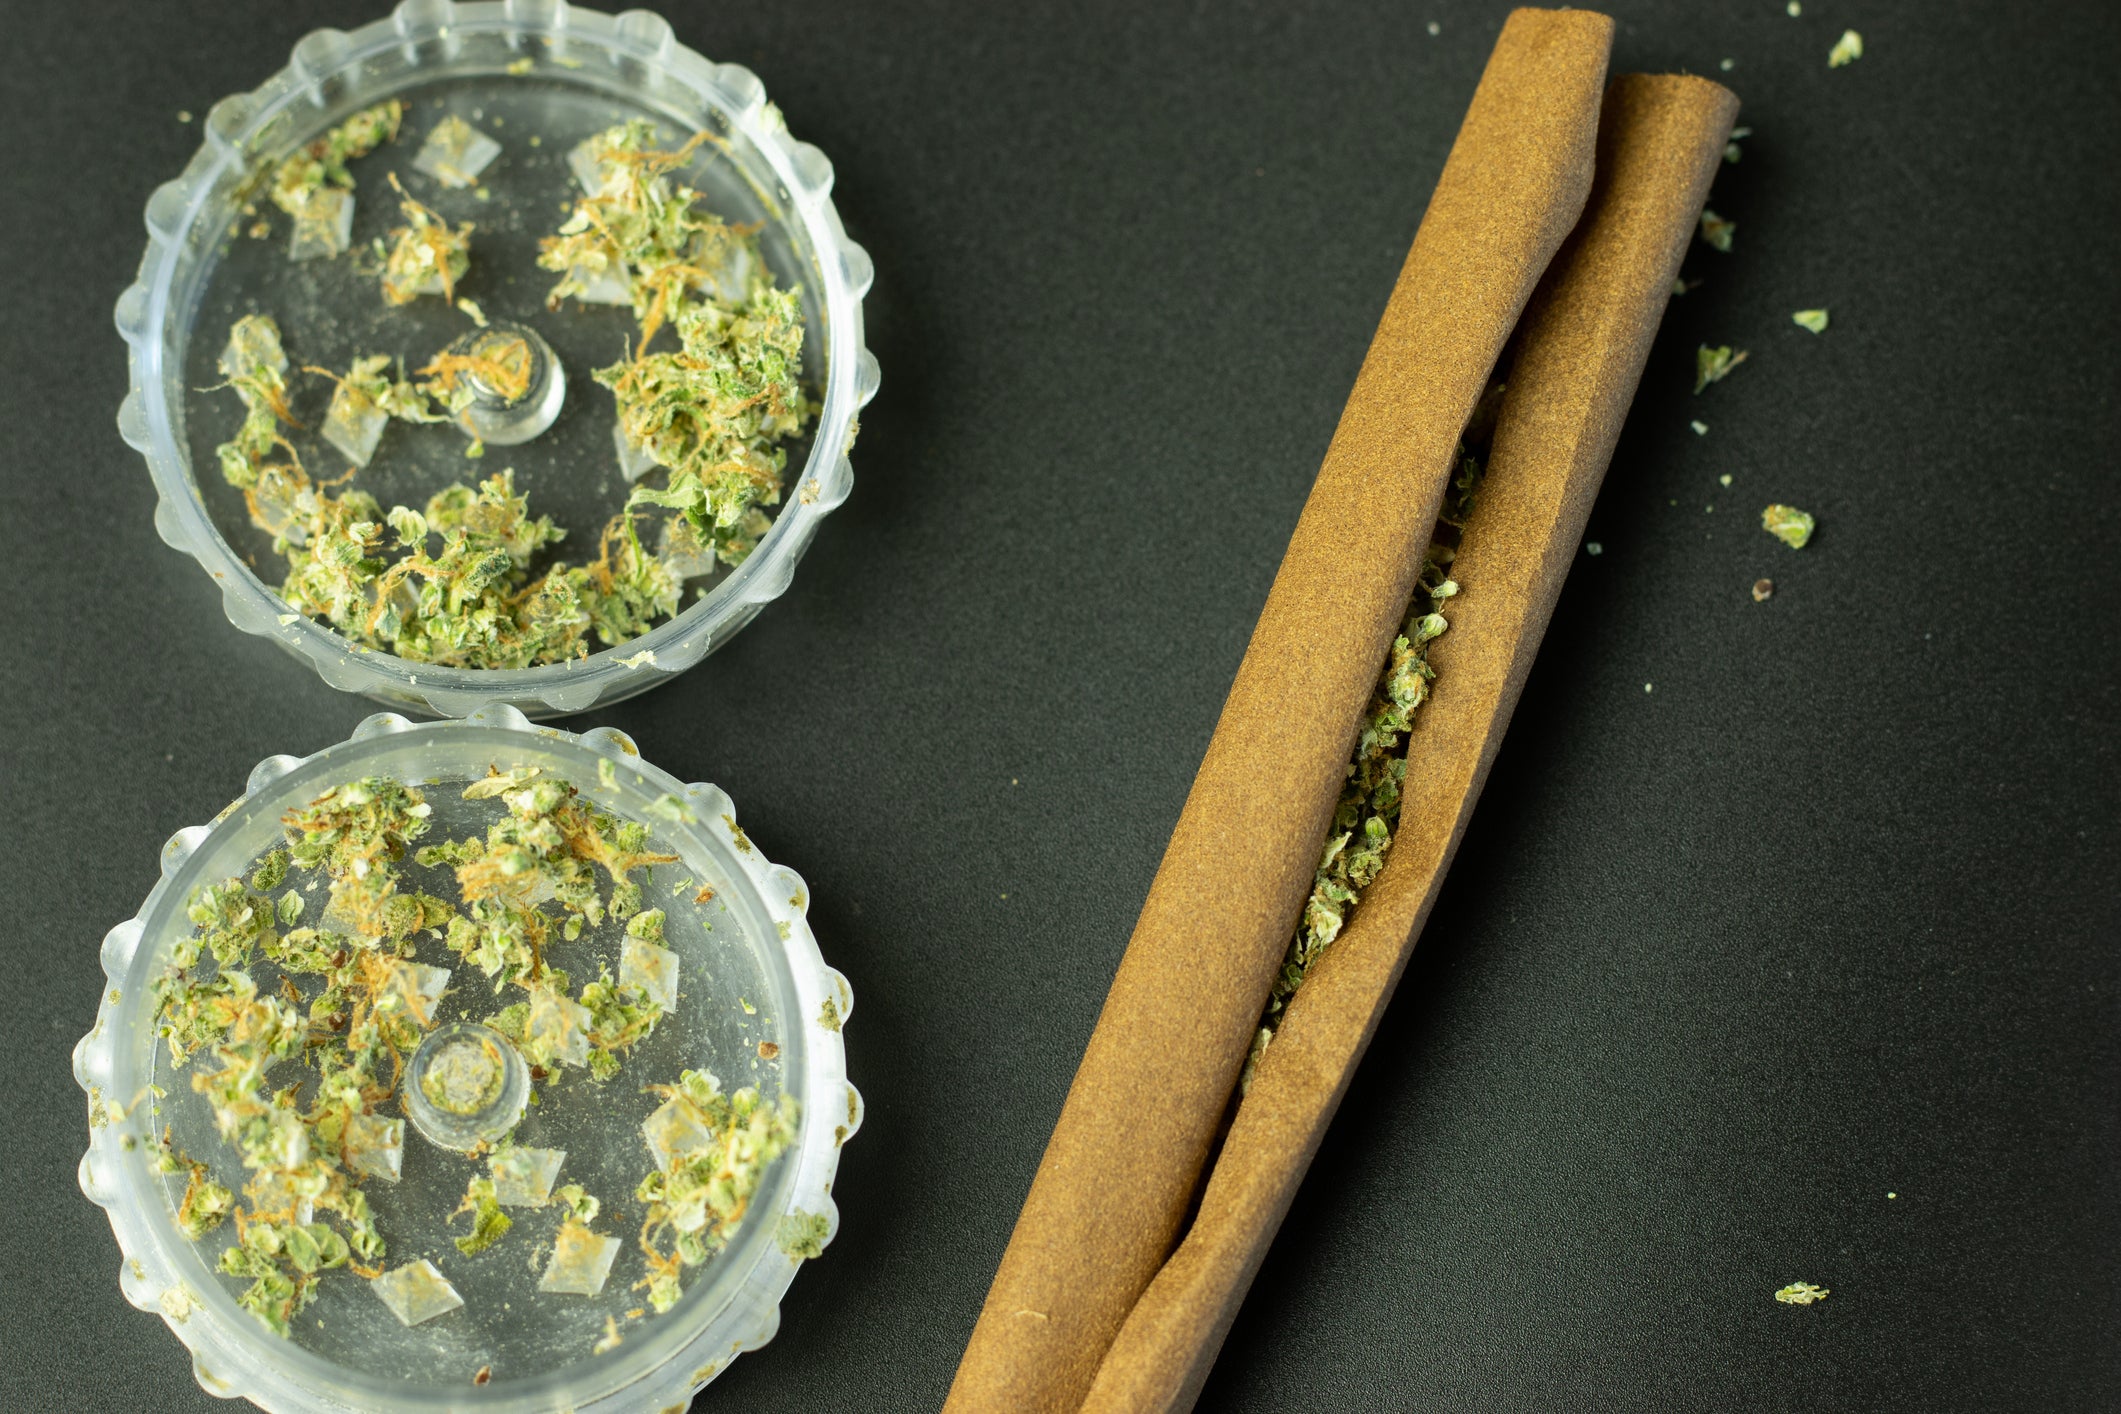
[2,1,2116,1409]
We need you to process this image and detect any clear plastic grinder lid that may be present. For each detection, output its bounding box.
[74,706,860,1411]
[118,1,880,719]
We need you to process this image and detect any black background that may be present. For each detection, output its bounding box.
[3,1,2117,1409]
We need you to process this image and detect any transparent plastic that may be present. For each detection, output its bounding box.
[117,2,880,719]
[74,705,862,1410]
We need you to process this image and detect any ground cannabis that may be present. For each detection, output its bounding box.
[421,329,535,417]
[1761,504,1816,548]
[1239,387,1501,1093]
[151,779,425,1336]
[210,123,817,664]
[600,287,809,569]
[272,101,404,213]
[633,1068,798,1313]
[539,123,735,332]
[154,1138,236,1240]
[311,351,445,468]
[1792,308,1830,334]
[1776,1281,1831,1304]
[544,120,817,571]
[1828,30,1864,67]
[270,100,404,258]
[147,766,748,1338]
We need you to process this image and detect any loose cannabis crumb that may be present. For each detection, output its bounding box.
[1787,1,1801,14]
[378,174,474,306]
[1698,208,1737,253]
[1695,344,1749,394]
[1752,578,1775,602]
[1585,541,1602,556]
[1776,1281,1830,1305]
[1828,30,1864,67]
[775,1209,831,1260]
[1723,125,1751,164]
[271,100,403,258]
[1761,504,1816,548]
[212,314,298,492]
[1691,420,1709,436]
[421,329,534,415]
[272,102,404,214]
[1792,308,1830,334]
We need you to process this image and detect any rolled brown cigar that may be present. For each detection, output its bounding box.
[944,11,1613,1411]
[1076,72,1741,1414]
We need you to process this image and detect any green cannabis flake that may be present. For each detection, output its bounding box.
[1828,30,1864,67]
[1694,344,1749,394]
[1698,208,1737,253]
[1776,1281,1831,1304]
[452,1175,514,1256]
[1761,504,1816,548]
[1792,308,1830,334]
[601,287,810,570]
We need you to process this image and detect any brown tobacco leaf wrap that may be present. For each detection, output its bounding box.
[943,11,1613,1412]
[1076,73,1742,1414]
